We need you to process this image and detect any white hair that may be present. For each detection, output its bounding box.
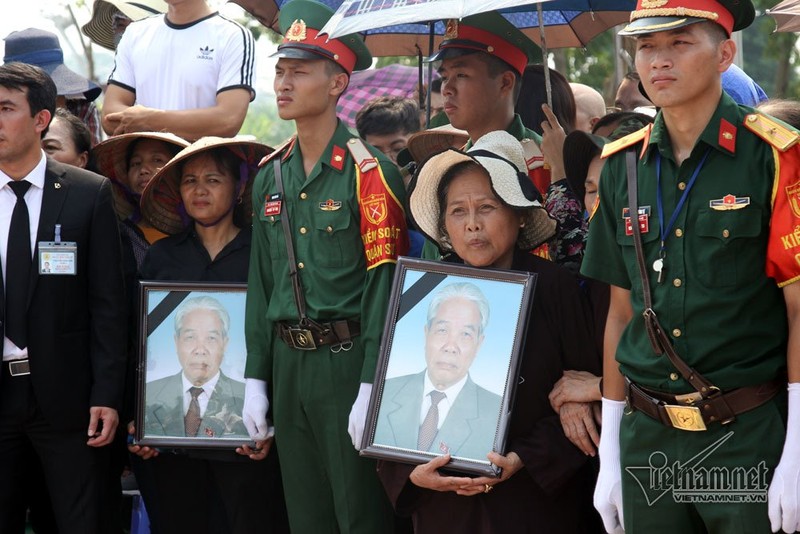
[426,282,490,336]
[174,296,230,339]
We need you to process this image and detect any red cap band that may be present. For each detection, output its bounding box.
[282,27,357,73]
[631,0,734,35]
[440,24,528,75]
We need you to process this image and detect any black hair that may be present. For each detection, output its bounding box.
[476,53,523,103]
[430,78,442,93]
[592,111,653,135]
[0,62,56,138]
[356,96,421,138]
[53,108,91,156]
[515,64,576,135]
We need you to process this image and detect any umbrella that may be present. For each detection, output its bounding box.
[766,0,800,32]
[336,64,435,128]
[319,0,634,50]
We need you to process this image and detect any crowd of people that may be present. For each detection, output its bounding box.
[3,0,800,533]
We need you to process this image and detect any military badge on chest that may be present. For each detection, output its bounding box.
[264,193,282,216]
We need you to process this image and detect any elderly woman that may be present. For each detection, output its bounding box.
[131,137,289,534]
[378,130,602,533]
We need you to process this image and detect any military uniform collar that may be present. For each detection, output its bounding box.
[284,120,352,176]
[644,92,741,164]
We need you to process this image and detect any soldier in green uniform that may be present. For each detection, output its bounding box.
[581,0,800,532]
[418,12,555,261]
[241,1,408,532]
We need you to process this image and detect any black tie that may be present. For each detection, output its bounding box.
[5,181,32,349]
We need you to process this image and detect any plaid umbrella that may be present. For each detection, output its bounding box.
[336,63,436,128]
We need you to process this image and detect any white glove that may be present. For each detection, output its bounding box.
[769,383,800,533]
[348,383,372,450]
[243,378,270,440]
[594,397,626,534]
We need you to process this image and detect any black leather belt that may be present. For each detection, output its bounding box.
[5,359,30,376]
[276,320,360,351]
[626,378,782,432]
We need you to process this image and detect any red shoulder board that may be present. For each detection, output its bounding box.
[258,136,296,167]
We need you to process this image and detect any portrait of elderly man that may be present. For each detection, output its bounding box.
[144,295,247,439]
[375,282,502,459]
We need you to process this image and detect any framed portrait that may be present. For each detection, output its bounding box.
[360,258,536,477]
[135,282,255,449]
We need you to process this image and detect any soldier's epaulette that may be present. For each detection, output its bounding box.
[743,113,800,152]
[520,138,544,170]
[258,135,296,167]
[346,137,378,173]
[601,125,651,159]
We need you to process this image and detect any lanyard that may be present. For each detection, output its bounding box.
[653,147,711,281]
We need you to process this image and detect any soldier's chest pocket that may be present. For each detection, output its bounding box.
[260,214,288,261]
[692,208,763,287]
[312,210,355,268]
[615,216,661,266]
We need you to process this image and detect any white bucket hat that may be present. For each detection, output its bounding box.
[409,130,556,252]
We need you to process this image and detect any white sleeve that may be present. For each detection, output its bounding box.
[216,20,255,100]
[107,24,137,92]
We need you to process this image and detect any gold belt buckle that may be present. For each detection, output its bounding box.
[664,404,707,431]
[289,328,317,350]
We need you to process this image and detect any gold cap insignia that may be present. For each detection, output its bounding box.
[444,19,458,40]
[641,0,668,7]
[286,19,307,42]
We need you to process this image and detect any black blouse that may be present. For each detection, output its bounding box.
[140,227,251,283]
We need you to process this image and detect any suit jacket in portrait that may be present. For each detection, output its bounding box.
[374,371,501,459]
[0,158,127,431]
[145,370,248,438]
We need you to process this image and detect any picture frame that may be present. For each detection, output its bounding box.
[135,281,255,449]
[360,258,536,477]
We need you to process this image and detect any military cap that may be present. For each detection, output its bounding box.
[427,11,538,76]
[273,0,371,74]
[619,0,755,36]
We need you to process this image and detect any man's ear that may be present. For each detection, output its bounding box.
[499,70,516,98]
[329,72,350,97]
[34,109,51,136]
[718,38,736,74]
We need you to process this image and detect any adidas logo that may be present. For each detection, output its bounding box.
[197,46,214,60]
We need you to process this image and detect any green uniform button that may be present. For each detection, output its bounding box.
[270,216,275,222]
[722,229,730,238]
[300,192,308,200]
[326,226,333,233]
[675,228,683,237]
[298,262,304,269]
[673,278,682,287]
[670,373,679,381]
[672,328,682,337]
[678,182,686,191]
[300,227,307,234]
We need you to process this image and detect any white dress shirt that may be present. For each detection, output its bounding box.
[420,372,469,430]
[1,151,46,361]
[182,371,221,418]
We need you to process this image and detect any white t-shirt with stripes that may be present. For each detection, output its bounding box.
[108,12,256,110]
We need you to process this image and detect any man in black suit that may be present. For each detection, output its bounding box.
[0,62,127,533]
